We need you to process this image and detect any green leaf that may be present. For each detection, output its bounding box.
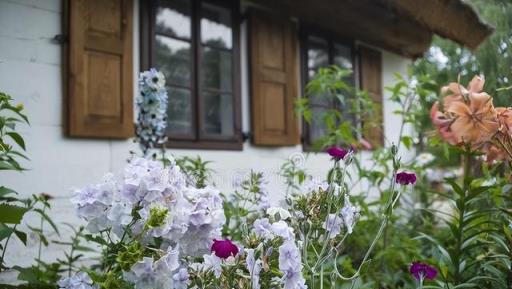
[0,204,28,224]
[0,161,17,171]
[0,186,18,198]
[85,234,108,246]
[401,136,413,149]
[14,229,27,245]
[12,266,39,284]
[5,132,25,150]
[33,208,60,235]
[0,223,14,241]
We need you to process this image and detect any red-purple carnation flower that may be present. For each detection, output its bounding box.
[396,171,417,185]
[410,262,437,280]
[326,146,348,160]
[211,239,239,259]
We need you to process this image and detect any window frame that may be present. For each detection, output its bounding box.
[299,26,357,151]
[140,0,242,150]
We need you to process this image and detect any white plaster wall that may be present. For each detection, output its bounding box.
[0,0,411,267]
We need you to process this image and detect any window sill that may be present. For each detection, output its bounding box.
[166,139,243,151]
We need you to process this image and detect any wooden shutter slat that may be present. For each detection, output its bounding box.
[359,46,384,148]
[67,0,134,138]
[249,11,299,146]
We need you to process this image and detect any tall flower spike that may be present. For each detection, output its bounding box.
[136,68,168,156]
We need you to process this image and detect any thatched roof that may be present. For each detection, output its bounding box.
[383,0,494,51]
[249,0,494,58]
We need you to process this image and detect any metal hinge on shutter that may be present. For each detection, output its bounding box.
[52,34,68,45]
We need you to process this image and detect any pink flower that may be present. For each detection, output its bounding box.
[211,239,239,259]
[326,146,348,160]
[410,262,437,280]
[396,171,416,185]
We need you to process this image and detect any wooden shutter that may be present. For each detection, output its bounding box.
[249,11,299,146]
[67,0,134,138]
[359,46,384,148]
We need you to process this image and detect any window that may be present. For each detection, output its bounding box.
[300,30,356,149]
[141,0,241,149]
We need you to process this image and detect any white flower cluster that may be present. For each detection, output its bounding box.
[136,68,168,155]
[72,157,225,288]
[123,247,189,289]
[58,272,96,289]
[323,194,360,237]
[251,217,307,289]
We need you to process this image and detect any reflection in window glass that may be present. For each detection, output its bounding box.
[156,0,191,39]
[167,87,193,134]
[307,37,328,68]
[310,106,330,142]
[201,92,234,136]
[303,34,355,148]
[201,2,232,49]
[155,35,191,85]
[201,47,232,92]
[333,43,353,70]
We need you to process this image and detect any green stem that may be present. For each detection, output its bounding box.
[37,206,46,263]
[454,148,471,285]
[0,224,17,271]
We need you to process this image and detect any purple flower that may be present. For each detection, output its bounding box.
[410,262,437,280]
[211,239,239,259]
[396,171,417,185]
[326,146,348,160]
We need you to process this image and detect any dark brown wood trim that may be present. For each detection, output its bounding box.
[166,139,243,150]
[62,0,70,136]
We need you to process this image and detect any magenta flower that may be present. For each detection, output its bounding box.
[211,239,239,259]
[410,262,437,280]
[326,146,348,160]
[396,171,417,185]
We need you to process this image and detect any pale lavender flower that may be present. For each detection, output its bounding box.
[340,194,359,234]
[253,218,273,240]
[279,241,306,289]
[123,257,157,289]
[272,220,294,241]
[202,253,223,278]
[173,268,190,289]
[278,241,301,272]
[323,214,343,239]
[107,203,132,226]
[58,272,96,289]
[246,249,262,289]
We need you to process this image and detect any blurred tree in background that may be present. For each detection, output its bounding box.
[413,0,512,106]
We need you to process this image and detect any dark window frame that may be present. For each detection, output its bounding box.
[299,26,357,151]
[140,0,242,150]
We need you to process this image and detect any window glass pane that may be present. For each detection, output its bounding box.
[307,36,328,69]
[333,43,353,70]
[309,106,329,144]
[167,86,193,134]
[155,35,191,86]
[156,0,191,39]
[201,92,234,136]
[201,47,232,92]
[201,2,232,49]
